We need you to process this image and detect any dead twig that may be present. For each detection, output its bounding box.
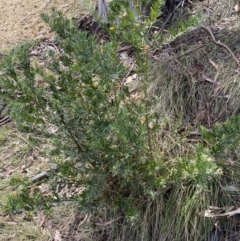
[79,214,89,226]
[0,116,11,126]
[31,165,58,183]
[201,26,240,68]
[201,73,218,85]
[31,171,49,182]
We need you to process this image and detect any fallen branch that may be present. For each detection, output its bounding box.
[201,73,218,85]
[201,26,240,68]
[31,171,49,183]
[201,207,240,218]
[30,165,58,183]
[0,116,11,126]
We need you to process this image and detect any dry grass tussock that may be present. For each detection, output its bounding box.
[143,0,240,166]
[148,18,240,129]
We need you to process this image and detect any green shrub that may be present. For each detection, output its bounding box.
[0,7,158,213]
[202,114,240,161]
[0,3,231,240]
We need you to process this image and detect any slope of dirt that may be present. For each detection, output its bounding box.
[0,0,94,53]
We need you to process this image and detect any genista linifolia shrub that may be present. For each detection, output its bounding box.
[0,3,209,218]
[0,6,161,213]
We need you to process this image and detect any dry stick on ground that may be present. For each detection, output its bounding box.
[201,26,240,68]
[0,104,11,126]
[0,116,11,126]
[31,171,49,182]
[31,165,58,183]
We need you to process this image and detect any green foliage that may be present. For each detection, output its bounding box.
[0,8,155,213]
[2,178,52,214]
[156,149,222,188]
[168,15,202,37]
[107,0,165,47]
[0,4,230,240]
[202,114,240,161]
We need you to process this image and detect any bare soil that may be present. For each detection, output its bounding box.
[0,0,93,53]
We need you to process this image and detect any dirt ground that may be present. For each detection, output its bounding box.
[0,0,94,53]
